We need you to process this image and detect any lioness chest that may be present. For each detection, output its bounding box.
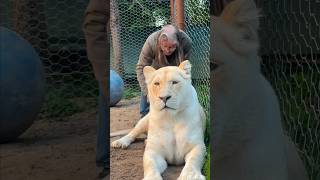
[146,114,201,165]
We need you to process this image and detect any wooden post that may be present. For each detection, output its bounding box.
[170,0,175,22]
[175,0,185,30]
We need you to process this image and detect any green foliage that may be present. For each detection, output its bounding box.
[118,0,170,30]
[116,0,210,30]
[47,74,99,98]
[185,0,210,25]
[123,86,140,99]
[203,145,211,180]
[41,88,82,118]
[41,73,98,118]
[195,83,209,110]
[271,72,319,180]
[194,83,211,179]
[194,83,210,144]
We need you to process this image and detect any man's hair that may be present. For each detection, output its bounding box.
[155,24,185,66]
[159,33,177,44]
[159,25,179,43]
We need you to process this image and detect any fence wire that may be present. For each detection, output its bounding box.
[256,0,320,179]
[110,1,210,177]
[5,0,319,179]
[1,0,210,130]
[110,0,210,116]
[0,0,98,99]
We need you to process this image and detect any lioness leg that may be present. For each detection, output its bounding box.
[178,144,206,180]
[111,115,149,149]
[143,149,167,180]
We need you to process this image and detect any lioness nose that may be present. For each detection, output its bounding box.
[159,96,171,103]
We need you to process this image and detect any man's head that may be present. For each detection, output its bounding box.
[159,25,179,56]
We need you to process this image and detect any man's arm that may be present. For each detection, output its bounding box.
[83,0,109,97]
[179,31,192,60]
[136,34,155,96]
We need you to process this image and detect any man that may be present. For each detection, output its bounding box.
[82,0,109,178]
[136,24,192,117]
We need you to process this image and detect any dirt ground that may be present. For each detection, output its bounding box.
[0,97,181,180]
[0,102,98,180]
[110,97,182,180]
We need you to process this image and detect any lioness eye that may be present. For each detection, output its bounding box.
[172,81,179,84]
[154,82,160,86]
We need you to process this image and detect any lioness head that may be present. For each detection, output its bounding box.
[143,60,192,113]
[212,0,261,87]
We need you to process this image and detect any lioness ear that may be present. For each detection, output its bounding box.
[143,66,156,84]
[179,60,191,78]
[218,0,260,54]
[221,0,260,31]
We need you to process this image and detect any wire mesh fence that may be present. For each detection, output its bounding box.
[256,0,320,179]
[1,0,210,132]
[110,0,170,90]
[0,0,209,116]
[0,0,98,100]
[5,0,320,180]
[184,0,210,144]
[110,0,210,121]
[110,0,210,177]
[4,0,319,179]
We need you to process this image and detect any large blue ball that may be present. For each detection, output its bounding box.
[110,70,124,106]
[0,27,46,143]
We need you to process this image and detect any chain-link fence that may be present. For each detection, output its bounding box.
[0,0,98,100]
[110,0,210,177]
[2,1,318,179]
[184,0,210,144]
[256,0,320,179]
[110,0,210,126]
[184,0,210,110]
[1,0,209,121]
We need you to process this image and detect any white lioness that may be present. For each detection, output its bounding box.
[212,0,308,180]
[111,60,206,180]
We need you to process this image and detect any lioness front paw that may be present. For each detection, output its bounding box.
[177,170,205,180]
[111,136,132,149]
